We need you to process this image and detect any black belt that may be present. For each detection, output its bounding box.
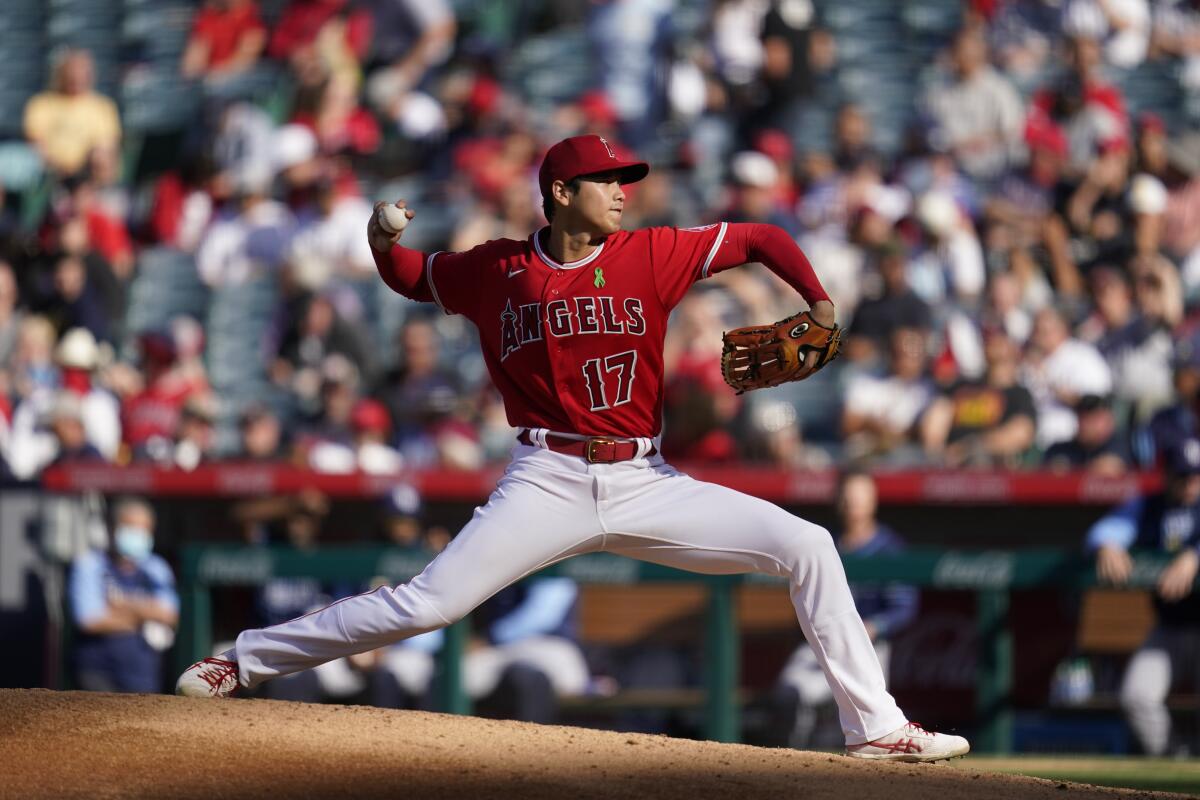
[517,431,656,463]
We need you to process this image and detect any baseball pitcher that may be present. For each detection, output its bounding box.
[178,134,969,762]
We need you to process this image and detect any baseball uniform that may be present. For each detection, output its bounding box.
[227,214,908,745]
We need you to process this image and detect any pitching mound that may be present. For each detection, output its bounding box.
[0,690,1181,799]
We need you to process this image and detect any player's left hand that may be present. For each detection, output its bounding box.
[721,302,841,393]
[796,300,837,380]
[1157,548,1199,602]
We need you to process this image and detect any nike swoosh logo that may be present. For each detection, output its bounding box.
[507,268,527,278]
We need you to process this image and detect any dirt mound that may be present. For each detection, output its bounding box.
[0,690,1180,799]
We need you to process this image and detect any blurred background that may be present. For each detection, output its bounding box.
[2,0,1200,765]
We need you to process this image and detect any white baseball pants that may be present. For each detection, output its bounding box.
[231,445,907,744]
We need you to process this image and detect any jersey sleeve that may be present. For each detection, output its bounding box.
[426,242,500,319]
[647,223,729,310]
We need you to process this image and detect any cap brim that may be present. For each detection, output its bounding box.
[577,161,650,186]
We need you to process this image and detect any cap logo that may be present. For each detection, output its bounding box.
[598,136,615,159]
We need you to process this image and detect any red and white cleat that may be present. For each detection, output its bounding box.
[846,722,970,762]
[175,657,240,698]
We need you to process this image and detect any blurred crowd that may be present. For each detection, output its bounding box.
[4,0,1200,479]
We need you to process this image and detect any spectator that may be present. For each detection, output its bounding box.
[662,289,742,463]
[0,261,25,368]
[211,102,276,197]
[832,104,876,174]
[1150,0,1200,89]
[758,0,834,128]
[846,242,932,364]
[147,154,218,251]
[195,165,295,287]
[449,180,542,253]
[181,0,268,82]
[306,396,403,474]
[1087,438,1200,755]
[295,354,362,468]
[45,392,107,467]
[285,178,381,305]
[1021,305,1113,449]
[1028,36,1129,177]
[33,254,112,344]
[1139,336,1200,467]
[293,73,381,159]
[362,0,456,124]
[8,328,121,478]
[921,327,1037,468]
[23,49,121,178]
[1061,143,1136,270]
[980,269,1036,345]
[238,405,286,461]
[1043,394,1130,474]
[134,395,218,471]
[769,470,917,749]
[909,191,987,308]
[9,316,59,406]
[269,0,372,89]
[275,295,374,398]
[987,0,1060,88]
[121,326,211,451]
[378,318,462,461]
[1079,265,1174,422]
[68,498,178,692]
[922,27,1026,181]
[841,327,935,464]
[1061,0,1151,68]
[725,151,796,232]
[985,121,1081,303]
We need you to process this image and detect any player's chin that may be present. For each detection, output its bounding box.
[599,211,623,233]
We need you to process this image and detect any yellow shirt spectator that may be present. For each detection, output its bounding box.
[23,50,122,177]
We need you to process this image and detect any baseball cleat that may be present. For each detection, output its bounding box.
[175,657,241,698]
[845,722,970,762]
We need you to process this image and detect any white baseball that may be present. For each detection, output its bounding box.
[378,204,410,234]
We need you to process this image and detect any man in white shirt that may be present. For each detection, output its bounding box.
[923,28,1026,181]
[1022,306,1113,448]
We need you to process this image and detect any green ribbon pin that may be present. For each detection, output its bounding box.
[594,267,606,288]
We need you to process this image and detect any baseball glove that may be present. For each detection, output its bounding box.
[720,310,842,394]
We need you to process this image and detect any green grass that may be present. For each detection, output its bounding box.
[951,756,1200,796]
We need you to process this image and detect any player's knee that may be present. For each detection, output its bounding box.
[390,584,458,631]
[781,520,837,568]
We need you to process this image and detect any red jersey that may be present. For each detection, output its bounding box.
[423,225,732,439]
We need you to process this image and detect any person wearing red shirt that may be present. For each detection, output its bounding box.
[178,135,969,763]
[267,0,369,65]
[182,0,268,80]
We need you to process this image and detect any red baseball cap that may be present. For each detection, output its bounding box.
[351,399,391,434]
[538,134,649,199]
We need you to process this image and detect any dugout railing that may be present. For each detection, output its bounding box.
[176,544,1187,753]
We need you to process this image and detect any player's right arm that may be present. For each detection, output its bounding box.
[368,201,488,318]
[368,200,435,303]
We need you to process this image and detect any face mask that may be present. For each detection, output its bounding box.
[114,526,153,562]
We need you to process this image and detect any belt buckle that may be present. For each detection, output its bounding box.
[584,437,619,463]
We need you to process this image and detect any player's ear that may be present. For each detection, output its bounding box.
[551,179,572,208]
